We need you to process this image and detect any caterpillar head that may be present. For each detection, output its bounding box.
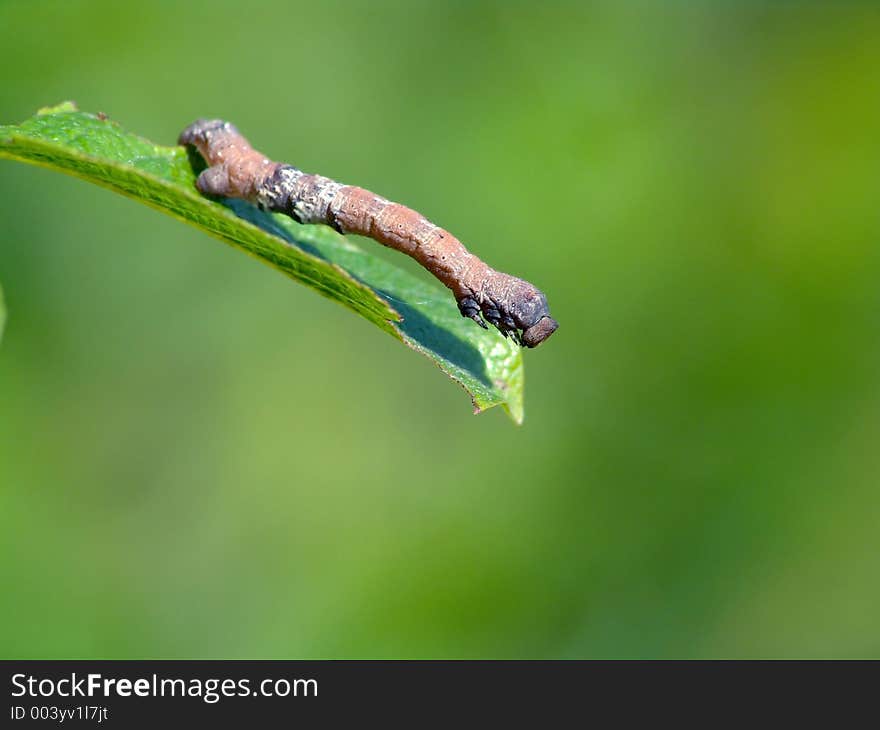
[458,276,558,348]
[508,283,558,348]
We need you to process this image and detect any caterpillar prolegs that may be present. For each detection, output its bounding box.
[178,120,558,347]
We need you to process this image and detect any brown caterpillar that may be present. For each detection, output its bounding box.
[178,120,558,347]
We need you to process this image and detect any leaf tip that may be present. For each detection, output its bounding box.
[470,389,524,425]
[502,400,525,425]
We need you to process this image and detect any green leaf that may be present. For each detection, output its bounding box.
[0,103,524,422]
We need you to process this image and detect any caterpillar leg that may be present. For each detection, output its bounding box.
[467,276,558,347]
[457,296,488,329]
[195,164,231,197]
[178,119,275,201]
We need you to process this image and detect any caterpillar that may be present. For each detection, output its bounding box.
[178,120,558,347]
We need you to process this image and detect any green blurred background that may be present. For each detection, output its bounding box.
[1,0,879,658]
